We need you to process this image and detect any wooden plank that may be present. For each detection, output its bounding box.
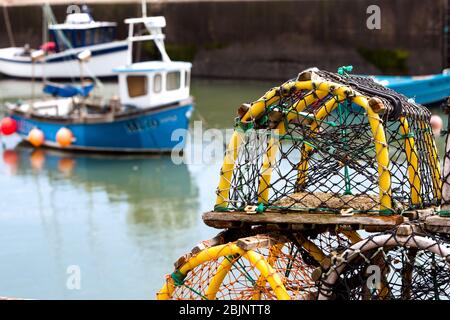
[402,208,436,221]
[174,230,230,269]
[424,215,450,234]
[202,211,404,229]
[190,231,228,255]
[425,215,450,226]
[174,253,192,270]
[236,233,287,251]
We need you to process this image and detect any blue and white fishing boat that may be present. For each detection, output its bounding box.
[372,70,450,105]
[3,13,193,153]
[0,5,128,79]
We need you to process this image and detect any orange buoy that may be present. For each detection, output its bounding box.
[58,157,76,175]
[56,127,73,147]
[28,128,45,147]
[430,114,443,136]
[0,117,17,135]
[30,149,46,171]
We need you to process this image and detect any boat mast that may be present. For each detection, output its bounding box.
[42,3,103,88]
[2,5,15,47]
[42,4,49,84]
[126,1,171,65]
[142,0,147,17]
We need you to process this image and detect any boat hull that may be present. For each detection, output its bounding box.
[373,72,450,105]
[9,102,193,153]
[0,41,128,79]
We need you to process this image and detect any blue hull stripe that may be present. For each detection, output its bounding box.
[375,73,450,105]
[0,44,128,65]
[11,104,193,152]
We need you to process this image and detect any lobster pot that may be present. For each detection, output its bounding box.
[158,68,450,301]
[215,70,442,215]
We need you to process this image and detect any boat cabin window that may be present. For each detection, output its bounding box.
[185,70,190,88]
[49,26,116,51]
[153,73,162,93]
[166,71,181,91]
[127,76,148,98]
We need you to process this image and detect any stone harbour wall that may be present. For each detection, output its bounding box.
[0,0,446,80]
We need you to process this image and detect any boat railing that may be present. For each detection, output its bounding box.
[127,34,165,43]
[124,16,171,64]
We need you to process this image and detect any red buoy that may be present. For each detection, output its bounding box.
[0,117,17,135]
[2,149,19,174]
[40,41,56,53]
[3,149,18,167]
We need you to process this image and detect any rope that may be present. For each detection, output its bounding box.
[337,99,352,195]
[284,246,298,278]
[171,271,209,300]
[224,255,256,285]
[2,5,15,47]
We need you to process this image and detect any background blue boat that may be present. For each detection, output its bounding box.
[10,102,193,153]
[3,15,194,154]
[372,72,450,105]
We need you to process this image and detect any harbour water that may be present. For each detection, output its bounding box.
[0,78,277,299]
[0,78,448,299]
